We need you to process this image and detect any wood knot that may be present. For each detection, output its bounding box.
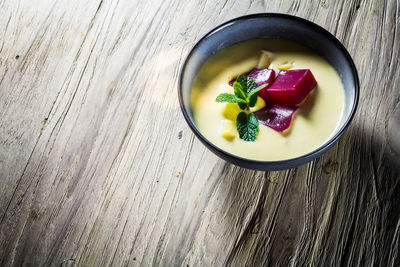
[322,159,339,174]
[30,209,44,220]
[320,0,329,8]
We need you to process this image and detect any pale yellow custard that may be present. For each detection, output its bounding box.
[191,39,345,161]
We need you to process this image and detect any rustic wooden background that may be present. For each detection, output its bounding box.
[0,0,399,266]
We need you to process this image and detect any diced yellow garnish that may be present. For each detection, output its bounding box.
[249,97,266,112]
[278,63,293,70]
[220,120,236,141]
[222,103,241,121]
[257,50,274,68]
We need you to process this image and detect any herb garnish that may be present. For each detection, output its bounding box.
[216,75,268,110]
[216,75,268,141]
[236,112,259,141]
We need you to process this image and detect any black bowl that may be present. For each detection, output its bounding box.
[178,13,359,171]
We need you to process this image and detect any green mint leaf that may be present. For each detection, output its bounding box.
[233,81,247,100]
[248,83,268,107]
[248,83,268,98]
[238,102,247,110]
[237,75,257,95]
[216,93,246,104]
[249,94,258,107]
[236,112,259,141]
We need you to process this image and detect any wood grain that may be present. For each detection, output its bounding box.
[0,0,399,266]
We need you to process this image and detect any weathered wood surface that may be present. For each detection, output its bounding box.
[0,0,399,266]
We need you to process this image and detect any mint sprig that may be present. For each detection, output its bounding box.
[215,75,268,141]
[232,81,247,100]
[236,112,259,141]
[216,75,268,110]
[216,93,246,104]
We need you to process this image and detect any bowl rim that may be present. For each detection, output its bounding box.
[178,13,359,167]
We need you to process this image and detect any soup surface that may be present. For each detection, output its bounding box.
[191,39,345,161]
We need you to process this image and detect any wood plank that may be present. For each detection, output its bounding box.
[0,0,399,266]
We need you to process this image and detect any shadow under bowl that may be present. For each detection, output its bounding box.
[178,13,359,171]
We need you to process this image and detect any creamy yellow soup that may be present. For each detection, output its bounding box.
[191,39,345,161]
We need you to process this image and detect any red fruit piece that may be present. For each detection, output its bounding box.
[247,68,275,86]
[262,69,317,106]
[254,105,298,133]
[229,68,275,94]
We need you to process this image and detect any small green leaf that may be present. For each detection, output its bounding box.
[238,102,247,110]
[236,112,259,141]
[248,83,268,107]
[216,93,246,104]
[249,94,258,107]
[248,83,268,98]
[233,81,247,100]
[237,75,257,94]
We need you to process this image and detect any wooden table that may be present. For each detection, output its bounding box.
[1,0,399,266]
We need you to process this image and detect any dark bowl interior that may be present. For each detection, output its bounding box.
[178,13,359,171]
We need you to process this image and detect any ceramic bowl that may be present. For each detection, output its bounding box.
[178,13,359,171]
